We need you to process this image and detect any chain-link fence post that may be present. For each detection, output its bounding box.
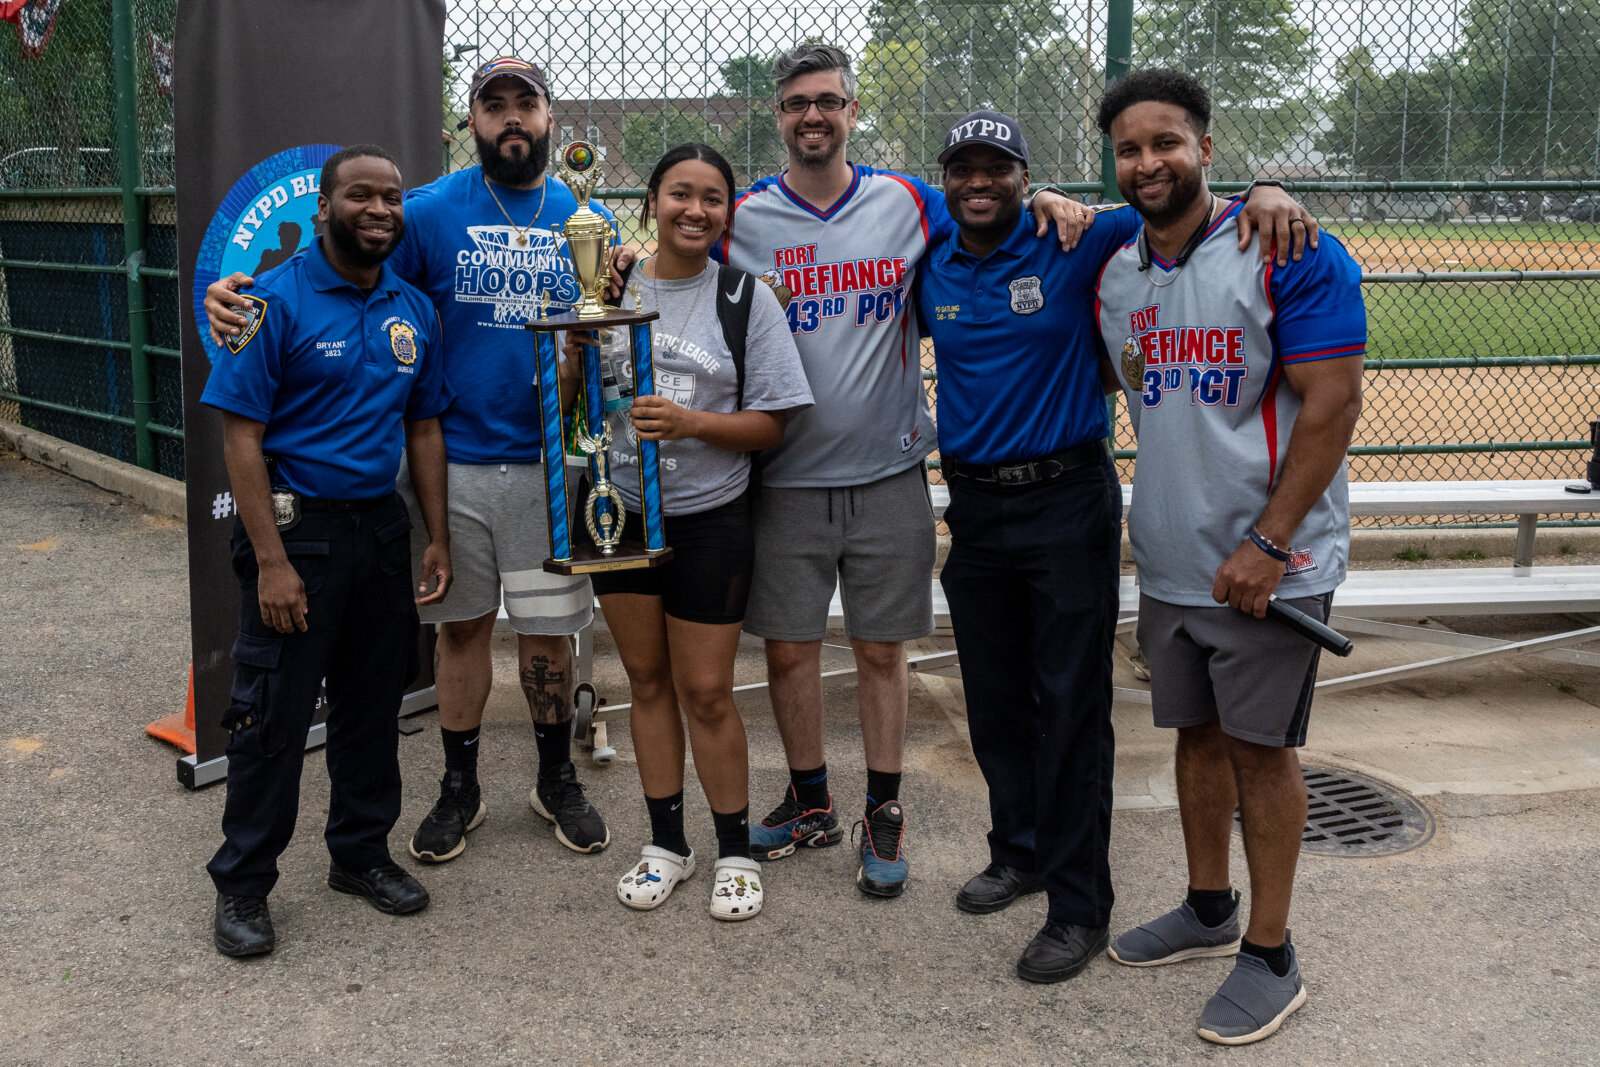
[112,0,152,470]
[1099,0,1133,203]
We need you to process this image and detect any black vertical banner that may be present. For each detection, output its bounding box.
[175,0,446,787]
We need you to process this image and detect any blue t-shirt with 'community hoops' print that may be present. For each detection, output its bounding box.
[387,165,615,465]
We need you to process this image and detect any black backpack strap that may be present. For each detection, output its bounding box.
[715,264,754,408]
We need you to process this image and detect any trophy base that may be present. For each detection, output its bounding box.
[545,541,674,575]
[525,308,659,332]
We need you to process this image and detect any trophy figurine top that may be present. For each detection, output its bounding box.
[555,141,615,321]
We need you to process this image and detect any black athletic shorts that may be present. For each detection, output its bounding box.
[589,493,754,625]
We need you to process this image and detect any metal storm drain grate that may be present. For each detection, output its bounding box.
[1233,764,1435,858]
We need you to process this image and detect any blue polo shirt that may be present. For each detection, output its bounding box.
[201,237,454,499]
[918,205,1141,465]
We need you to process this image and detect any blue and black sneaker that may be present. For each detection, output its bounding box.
[748,784,843,860]
[853,800,908,898]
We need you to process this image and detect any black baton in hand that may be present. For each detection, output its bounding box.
[1264,596,1354,657]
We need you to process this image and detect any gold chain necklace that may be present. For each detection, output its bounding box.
[482,173,548,247]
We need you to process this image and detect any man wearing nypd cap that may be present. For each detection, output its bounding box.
[206,57,615,869]
[916,109,1317,984]
[202,144,453,957]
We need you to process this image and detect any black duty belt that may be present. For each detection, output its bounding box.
[943,440,1109,487]
[298,493,393,513]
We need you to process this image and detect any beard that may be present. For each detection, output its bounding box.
[325,208,404,268]
[1122,163,1207,228]
[477,128,550,186]
[789,128,842,172]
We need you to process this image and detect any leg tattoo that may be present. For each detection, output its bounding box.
[521,655,569,725]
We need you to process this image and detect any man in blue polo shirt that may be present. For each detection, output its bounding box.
[917,110,1315,985]
[918,113,1134,985]
[200,145,454,958]
[205,57,615,868]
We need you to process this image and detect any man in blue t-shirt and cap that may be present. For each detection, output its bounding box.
[917,107,1318,986]
[201,145,454,957]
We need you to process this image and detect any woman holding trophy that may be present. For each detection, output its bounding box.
[569,143,811,920]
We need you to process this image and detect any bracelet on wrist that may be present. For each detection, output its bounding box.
[1247,527,1292,563]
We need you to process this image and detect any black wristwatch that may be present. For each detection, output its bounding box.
[1242,179,1284,202]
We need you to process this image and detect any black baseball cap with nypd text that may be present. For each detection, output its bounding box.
[939,110,1030,166]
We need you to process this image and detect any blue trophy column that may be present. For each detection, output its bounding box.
[630,320,665,553]
[532,328,572,563]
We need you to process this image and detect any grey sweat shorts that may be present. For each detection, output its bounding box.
[397,460,592,636]
[1136,590,1334,748]
[743,463,936,643]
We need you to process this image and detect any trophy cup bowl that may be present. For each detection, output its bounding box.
[556,142,616,320]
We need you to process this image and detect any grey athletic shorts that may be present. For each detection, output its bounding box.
[1136,590,1334,748]
[398,460,592,636]
[744,463,936,643]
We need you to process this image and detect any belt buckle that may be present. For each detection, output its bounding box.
[271,488,301,531]
[996,463,1030,485]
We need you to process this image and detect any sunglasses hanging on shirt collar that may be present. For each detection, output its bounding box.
[1138,196,1223,286]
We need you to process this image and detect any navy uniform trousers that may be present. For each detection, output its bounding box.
[207,493,418,898]
[938,453,1122,929]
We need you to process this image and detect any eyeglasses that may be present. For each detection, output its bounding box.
[777,94,851,115]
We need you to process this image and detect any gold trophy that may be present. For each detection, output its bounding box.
[525,139,669,574]
[554,142,615,320]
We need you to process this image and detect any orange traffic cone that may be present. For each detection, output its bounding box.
[145,664,197,754]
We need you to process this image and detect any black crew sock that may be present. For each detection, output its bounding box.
[645,792,691,858]
[440,726,481,775]
[789,764,829,812]
[712,806,751,860]
[1185,886,1238,928]
[533,719,573,777]
[1240,936,1293,978]
[865,768,902,815]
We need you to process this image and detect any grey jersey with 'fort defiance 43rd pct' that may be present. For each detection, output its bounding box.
[1095,200,1369,607]
[718,165,952,488]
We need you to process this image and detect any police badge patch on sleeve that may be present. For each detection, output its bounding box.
[1008,275,1044,315]
[223,294,268,354]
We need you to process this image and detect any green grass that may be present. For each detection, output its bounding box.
[1327,220,1600,242]
[1446,548,1486,561]
[1363,281,1600,361]
[1395,546,1431,562]
[1558,680,1578,695]
[1561,543,1578,555]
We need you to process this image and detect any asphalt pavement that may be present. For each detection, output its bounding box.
[2,442,1598,1066]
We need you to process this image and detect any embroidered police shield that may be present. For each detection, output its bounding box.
[1008,275,1044,315]
[389,321,417,365]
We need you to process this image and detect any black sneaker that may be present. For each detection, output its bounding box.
[530,762,610,853]
[409,770,487,864]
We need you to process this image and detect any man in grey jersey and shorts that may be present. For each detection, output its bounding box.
[1093,69,1366,1046]
[725,42,1093,897]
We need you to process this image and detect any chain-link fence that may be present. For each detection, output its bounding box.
[0,0,180,477]
[1,0,1596,525]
